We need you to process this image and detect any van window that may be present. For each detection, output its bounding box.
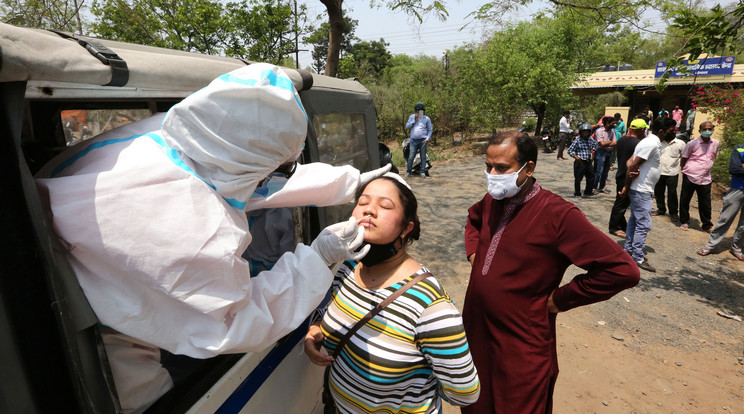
[312,113,370,225]
[242,207,301,275]
[312,113,369,170]
[61,108,152,146]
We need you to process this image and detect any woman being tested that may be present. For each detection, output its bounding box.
[304,174,480,413]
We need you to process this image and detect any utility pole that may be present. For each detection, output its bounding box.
[294,0,299,68]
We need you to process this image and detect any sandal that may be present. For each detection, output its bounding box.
[730,248,744,261]
[680,223,689,231]
[697,247,711,256]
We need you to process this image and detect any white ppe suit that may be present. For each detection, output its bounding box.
[35,64,370,412]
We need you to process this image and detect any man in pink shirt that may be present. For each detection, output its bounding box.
[672,105,684,128]
[680,121,720,231]
[593,116,617,194]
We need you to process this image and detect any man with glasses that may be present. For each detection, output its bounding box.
[679,122,720,232]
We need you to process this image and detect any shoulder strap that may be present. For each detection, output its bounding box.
[330,271,431,359]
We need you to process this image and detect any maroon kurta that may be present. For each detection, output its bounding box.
[461,183,639,414]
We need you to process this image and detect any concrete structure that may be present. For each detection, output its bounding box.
[572,62,744,140]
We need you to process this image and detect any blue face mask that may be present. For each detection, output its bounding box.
[251,172,288,199]
[700,130,714,138]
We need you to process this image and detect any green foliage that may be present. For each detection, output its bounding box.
[91,0,225,53]
[444,13,584,132]
[690,84,744,184]
[657,3,744,88]
[672,4,744,61]
[383,0,449,23]
[691,84,744,133]
[1,0,88,33]
[369,55,445,141]
[90,0,307,62]
[521,118,537,132]
[339,39,392,80]
[711,131,744,185]
[224,0,311,62]
[578,91,628,124]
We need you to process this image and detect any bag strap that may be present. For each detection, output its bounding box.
[330,271,431,359]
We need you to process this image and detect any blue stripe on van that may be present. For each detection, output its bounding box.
[215,291,333,414]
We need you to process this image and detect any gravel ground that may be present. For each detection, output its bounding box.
[400,148,744,413]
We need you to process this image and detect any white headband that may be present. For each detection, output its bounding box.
[383,172,412,190]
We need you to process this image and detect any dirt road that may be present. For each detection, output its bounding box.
[401,150,744,413]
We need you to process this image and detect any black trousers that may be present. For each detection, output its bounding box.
[609,176,629,232]
[556,132,570,159]
[653,174,679,215]
[573,159,594,195]
[679,173,713,228]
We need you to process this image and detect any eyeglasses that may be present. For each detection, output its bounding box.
[700,127,714,131]
[274,160,298,179]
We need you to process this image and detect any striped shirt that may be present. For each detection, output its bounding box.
[321,262,480,413]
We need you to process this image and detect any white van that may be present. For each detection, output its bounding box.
[0,22,387,413]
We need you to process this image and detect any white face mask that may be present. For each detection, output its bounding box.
[485,163,527,200]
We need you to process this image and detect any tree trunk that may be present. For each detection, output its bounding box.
[533,102,546,136]
[320,0,343,77]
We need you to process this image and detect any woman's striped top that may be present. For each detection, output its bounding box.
[320,262,480,413]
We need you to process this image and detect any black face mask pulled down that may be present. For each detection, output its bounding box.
[360,233,404,267]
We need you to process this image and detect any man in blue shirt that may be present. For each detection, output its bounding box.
[567,122,598,197]
[698,143,744,260]
[405,102,433,178]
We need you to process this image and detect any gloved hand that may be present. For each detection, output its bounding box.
[311,217,371,266]
[359,164,392,188]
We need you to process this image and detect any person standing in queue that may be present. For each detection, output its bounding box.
[405,102,433,178]
[619,117,675,273]
[462,131,640,414]
[556,110,572,160]
[567,122,597,197]
[608,118,647,237]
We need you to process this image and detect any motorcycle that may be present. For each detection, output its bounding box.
[378,141,399,174]
[541,126,558,153]
[402,138,432,176]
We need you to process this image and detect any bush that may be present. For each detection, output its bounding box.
[711,130,744,185]
[692,85,744,185]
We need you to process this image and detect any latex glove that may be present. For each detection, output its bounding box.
[359,164,392,188]
[311,217,370,266]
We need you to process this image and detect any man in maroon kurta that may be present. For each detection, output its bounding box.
[462,131,640,414]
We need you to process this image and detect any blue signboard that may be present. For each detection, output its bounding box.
[654,56,736,78]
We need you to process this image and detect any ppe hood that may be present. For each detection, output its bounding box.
[160,63,307,210]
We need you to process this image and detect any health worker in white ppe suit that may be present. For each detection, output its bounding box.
[34,63,389,413]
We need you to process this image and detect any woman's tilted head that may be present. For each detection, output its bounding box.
[353,175,420,247]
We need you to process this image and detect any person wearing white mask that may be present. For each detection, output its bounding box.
[34,63,388,413]
[461,131,640,414]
